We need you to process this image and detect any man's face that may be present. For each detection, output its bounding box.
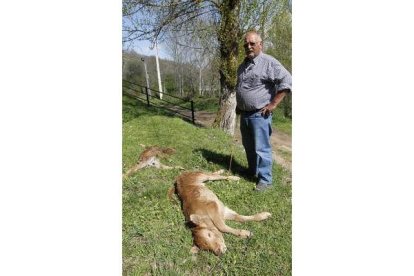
[244,33,262,59]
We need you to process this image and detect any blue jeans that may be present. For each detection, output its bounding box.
[240,111,273,185]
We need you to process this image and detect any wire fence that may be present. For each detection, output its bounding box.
[122,79,195,124]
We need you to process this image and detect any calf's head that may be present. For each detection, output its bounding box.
[189,214,226,255]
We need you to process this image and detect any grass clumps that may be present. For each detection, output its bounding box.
[122,97,291,275]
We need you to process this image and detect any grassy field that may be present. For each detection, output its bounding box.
[122,95,292,275]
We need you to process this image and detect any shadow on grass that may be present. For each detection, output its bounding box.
[194,148,254,181]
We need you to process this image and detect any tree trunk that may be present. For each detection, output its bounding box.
[214,88,237,135]
[213,0,241,136]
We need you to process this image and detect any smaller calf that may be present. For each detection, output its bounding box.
[168,170,271,255]
[123,146,183,178]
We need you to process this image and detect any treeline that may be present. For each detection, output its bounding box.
[122,50,220,99]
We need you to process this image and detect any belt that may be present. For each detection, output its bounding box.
[239,108,262,115]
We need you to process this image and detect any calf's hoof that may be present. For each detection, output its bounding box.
[258,212,272,220]
[239,229,252,238]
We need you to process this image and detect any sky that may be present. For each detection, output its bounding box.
[128,39,171,60]
[122,12,171,60]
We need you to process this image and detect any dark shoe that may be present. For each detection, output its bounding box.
[254,183,272,192]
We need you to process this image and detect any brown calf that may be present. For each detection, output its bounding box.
[123,146,183,178]
[168,170,271,255]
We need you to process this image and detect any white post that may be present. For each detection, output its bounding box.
[154,40,163,100]
[141,58,151,96]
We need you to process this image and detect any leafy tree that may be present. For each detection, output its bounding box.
[122,50,145,84]
[267,9,292,118]
[123,0,243,134]
[122,0,291,134]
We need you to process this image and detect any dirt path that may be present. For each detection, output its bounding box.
[194,111,292,172]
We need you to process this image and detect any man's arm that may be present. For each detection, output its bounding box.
[261,89,289,116]
[261,58,292,116]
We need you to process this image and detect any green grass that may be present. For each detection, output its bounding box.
[193,96,221,112]
[123,96,292,275]
[272,108,292,135]
[124,92,292,135]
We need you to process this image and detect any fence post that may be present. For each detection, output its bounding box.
[190,100,195,124]
[145,86,150,107]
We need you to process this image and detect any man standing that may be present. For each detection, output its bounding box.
[236,30,292,191]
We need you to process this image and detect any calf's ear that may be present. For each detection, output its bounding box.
[190,245,200,254]
[189,214,208,227]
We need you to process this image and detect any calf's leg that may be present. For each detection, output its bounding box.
[223,207,271,222]
[205,202,251,238]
